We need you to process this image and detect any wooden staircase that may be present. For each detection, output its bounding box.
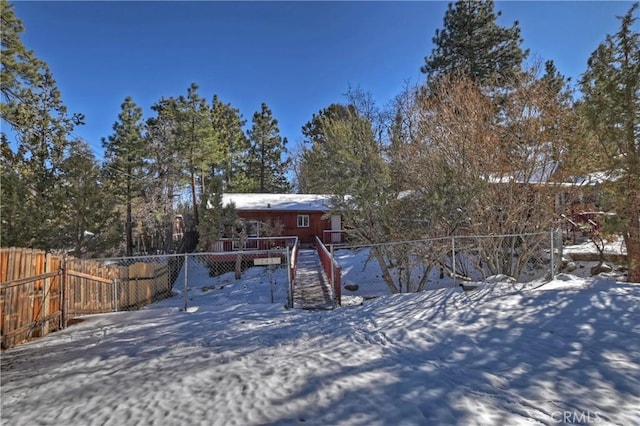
[293,250,335,310]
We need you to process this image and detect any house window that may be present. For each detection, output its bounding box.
[246,220,260,237]
[297,215,310,228]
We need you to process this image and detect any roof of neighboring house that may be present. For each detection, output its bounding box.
[487,168,620,187]
[222,193,333,212]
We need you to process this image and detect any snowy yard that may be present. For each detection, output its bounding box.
[1,244,639,425]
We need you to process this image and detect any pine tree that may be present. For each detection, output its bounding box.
[246,103,291,193]
[1,0,44,128]
[579,3,640,281]
[540,60,572,103]
[197,173,224,251]
[59,140,119,257]
[146,98,178,239]
[174,83,215,229]
[298,103,355,193]
[319,109,431,294]
[146,97,188,252]
[210,95,250,192]
[320,110,389,203]
[421,0,528,87]
[297,88,388,195]
[102,96,147,256]
[0,135,29,247]
[1,0,83,249]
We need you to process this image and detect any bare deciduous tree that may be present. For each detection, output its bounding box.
[394,68,581,279]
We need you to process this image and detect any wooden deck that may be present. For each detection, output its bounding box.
[293,250,335,310]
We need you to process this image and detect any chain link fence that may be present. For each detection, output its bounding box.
[331,231,563,299]
[94,244,296,313]
[1,242,298,349]
[167,249,292,310]
[2,233,562,348]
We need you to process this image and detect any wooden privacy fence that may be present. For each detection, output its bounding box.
[1,248,172,350]
[0,248,63,350]
[64,259,171,315]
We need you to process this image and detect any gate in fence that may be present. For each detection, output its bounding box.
[1,248,175,349]
[1,238,299,349]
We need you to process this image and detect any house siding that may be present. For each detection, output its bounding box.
[236,210,329,244]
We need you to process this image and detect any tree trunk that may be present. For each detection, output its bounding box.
[126,173,133,257]
[191,169,199,228]
[126,200,132,257]
[625,214,640,283]
[416,264,434,292]
[235,252,242,280]
[371,247,399,294]
[74,236,83,259]
[621,173,640,282]
[235,232,247,280]
[260,139,265,192]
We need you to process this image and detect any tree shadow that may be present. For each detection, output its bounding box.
[1,278,638,425]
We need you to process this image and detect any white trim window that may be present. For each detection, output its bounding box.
[297,214,310,228]
[246,220,260,237]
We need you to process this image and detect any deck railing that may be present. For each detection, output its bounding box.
[322,230,347,245]
[288,241,300,308]
[315,236,342,306]
[210,236,299,252]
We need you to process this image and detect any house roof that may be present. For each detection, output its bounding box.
[222,193,333,212]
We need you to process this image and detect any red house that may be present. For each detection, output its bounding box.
[220,193,343,246]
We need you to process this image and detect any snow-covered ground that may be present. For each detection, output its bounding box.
[564,239,627,256]
[1,244,639,425]
[163,257,291,309]
[336,239,630,299]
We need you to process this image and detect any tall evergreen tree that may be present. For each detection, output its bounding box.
[59,140,119,257]
[174,83,215,229]
[421,0,528,87]
[146,97,187,252]
[0,135,29,247]
[1,0,83,249]
[1,0,44,128]
[102,96,147,256]
[301,104,356,147]
[579,3,640,282]
[298,103,355,193]
[197,173,224,251]
[534,60,582,169]
[210,95,250,192]
[320,110,389,203]
[320,109,424,294]
[246,103,291,193]
[540,60,572,104]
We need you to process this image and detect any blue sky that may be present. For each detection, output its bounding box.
[8,1,636,160]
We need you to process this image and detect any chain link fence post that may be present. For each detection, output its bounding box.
[268,248,274,304]
[557,230,563,275]
[550,229,563,280]
[41,253,48,337]
[113,279,119,312]
[286,247,293,308]
[550,230,555,280]
[183,253,188,311]
[62,254,68,329]
[330,243,335,306]
[451,237,456,288]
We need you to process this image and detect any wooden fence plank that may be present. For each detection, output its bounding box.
[1,272,60,288]
[67,270,113,284]
[0,248,8,282]
[2,248,174,349]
